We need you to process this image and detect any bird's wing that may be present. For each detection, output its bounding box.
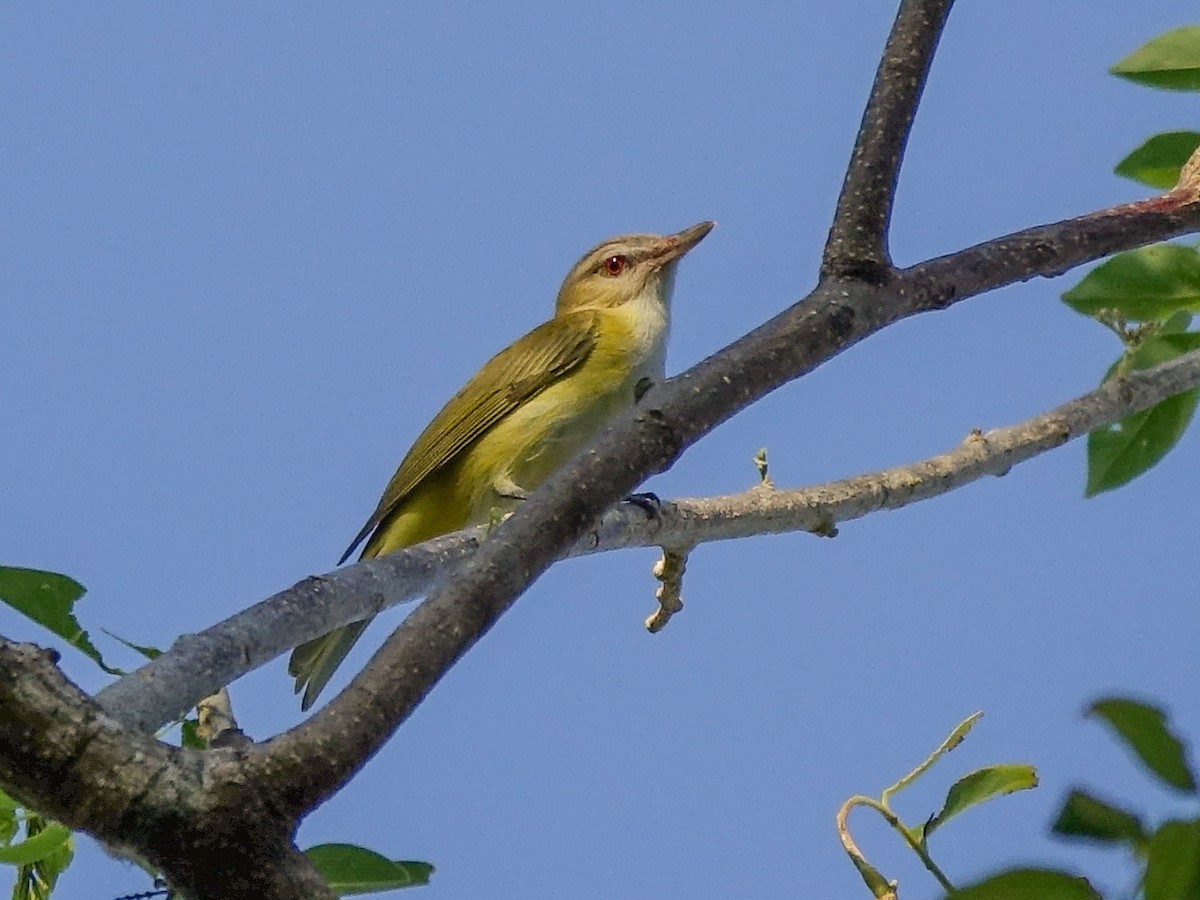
[339,310,600,563]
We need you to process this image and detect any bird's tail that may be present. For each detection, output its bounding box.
[288,618,372,711]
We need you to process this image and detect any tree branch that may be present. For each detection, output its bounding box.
[10,6,1200,893]
[904,193,1200,309]
[0,640,333,900]
[33,336,1200,882]
[96,324,1200,740]
[822,0,954,278]
[102,5,1200,753]
[94,104,1200,825]
[665,347,1200,542]
[262,169,1200,804]
[259,348,1200,811]
[96,530,482,732]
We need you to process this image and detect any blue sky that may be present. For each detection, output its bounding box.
[4,3,1199,898]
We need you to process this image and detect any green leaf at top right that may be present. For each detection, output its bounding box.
[1063,244,1200,322]
[1111,26,1200,91]
[1116,131,1200,189]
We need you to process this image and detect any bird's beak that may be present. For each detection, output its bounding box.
[650,220,716,268]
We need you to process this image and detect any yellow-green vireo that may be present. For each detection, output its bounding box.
[290,221,714,710]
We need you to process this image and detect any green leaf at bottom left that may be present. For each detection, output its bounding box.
[11,818,73,900]
[0,822,71,866]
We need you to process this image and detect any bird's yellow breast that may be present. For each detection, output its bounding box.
[454,300,667,521]
[363,289,670,560]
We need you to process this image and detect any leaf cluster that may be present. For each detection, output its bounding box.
[1065,26,1200,495]
[952,697,1200,900]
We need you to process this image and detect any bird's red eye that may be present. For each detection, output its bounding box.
[602,255,627,276]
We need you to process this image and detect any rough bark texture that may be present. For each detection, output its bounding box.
[0,642,334,899]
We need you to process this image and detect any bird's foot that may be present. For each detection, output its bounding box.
[624,491,662,519]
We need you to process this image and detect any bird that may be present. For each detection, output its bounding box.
[289,221,714,710]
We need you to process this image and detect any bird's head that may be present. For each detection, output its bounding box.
[554,220,714,316]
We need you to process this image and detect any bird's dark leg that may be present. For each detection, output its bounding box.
[624,491,661,519]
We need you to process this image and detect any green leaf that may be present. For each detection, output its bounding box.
[1088,698,1197,792]
[1111,27,1200,91]
[12,817,74,900]
[0,792,24,856]
[1115,132,1200,189]
[0,802,15,848]
[304,844,433,895]
[1130,332,1200,370]
[0,566,119,674]
[923,764,1037,840]
[1145,820,1200,900]
[1086,389,1199,495]
[1085,333,1200,496]
[1052,788,1147,846]
[1162,311,1194,333]
[180,719,205,750]
[0,824,71,866]
[29,832,72,898]
[1063,244,1200,322]
[102,629,161,660]
[948,867,1100,899]
[847,854,894,899]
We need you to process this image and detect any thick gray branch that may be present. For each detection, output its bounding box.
[96,531,480,732]
[0,640,332,900]
[103,4,1200,757]
[96,147,1200,815]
